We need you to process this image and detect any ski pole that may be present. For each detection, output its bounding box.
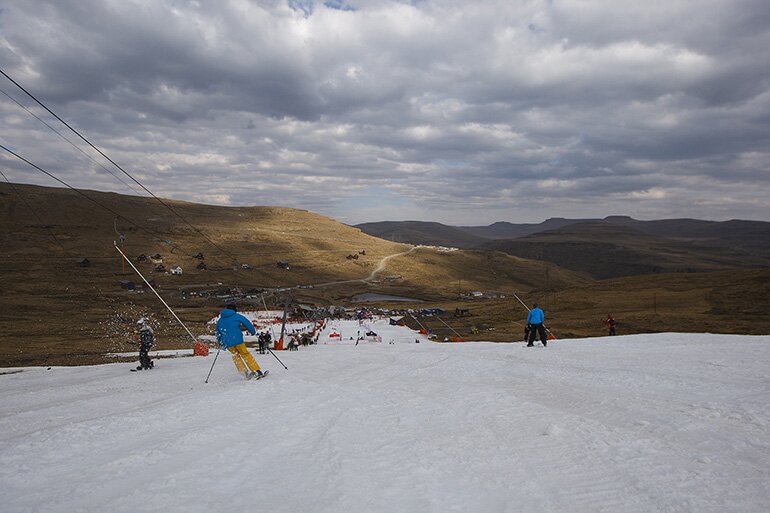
[266,346,288,370]
[204,345,221,383]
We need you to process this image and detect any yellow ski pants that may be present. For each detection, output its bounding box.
[228,343,261,375]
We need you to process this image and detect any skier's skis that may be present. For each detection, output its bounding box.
[253,369,269,380]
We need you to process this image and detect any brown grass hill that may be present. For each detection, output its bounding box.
[0,182,410,365]
[480,220,770,279]
[4,182,768,366]
[368,246,589,300]
[407,268,770,342]
[0,182,585,366]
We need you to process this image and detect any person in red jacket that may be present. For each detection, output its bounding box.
[603,314,617,336]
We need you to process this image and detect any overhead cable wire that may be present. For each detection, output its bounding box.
[0,143,213,259]
[0,68,239,268]
[0,167,145,358]
[0,168,67,251]
[0,86,144,196]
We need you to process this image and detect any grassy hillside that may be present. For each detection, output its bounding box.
[377,247,588,298]
[2,183,769,366]
[0,183,410,365]
[0,183,586,365]
[400,268,770,343]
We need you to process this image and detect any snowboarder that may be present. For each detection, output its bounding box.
[134,318,155,370]
[216,304,265,380]
[526,303,548,347]
[603,314,617,336]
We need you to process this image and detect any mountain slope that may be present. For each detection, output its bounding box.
[0,183,588,365]
[0,182,410,364]
[602,216,770,258]
[354,220,488,247]
[480,221,770,279]
[458,217,595,239]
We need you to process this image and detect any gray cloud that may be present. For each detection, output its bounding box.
[1,0,768,225]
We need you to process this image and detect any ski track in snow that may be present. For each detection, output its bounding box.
[1,322,769,513]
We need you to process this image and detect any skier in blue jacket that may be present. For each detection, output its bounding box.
[526,303,548,347]
[216,304,264,379]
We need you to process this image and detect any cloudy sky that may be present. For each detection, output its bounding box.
[1,0,769,225]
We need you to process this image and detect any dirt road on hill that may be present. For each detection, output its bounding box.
[365,246,418,281]
[307,246,418,289]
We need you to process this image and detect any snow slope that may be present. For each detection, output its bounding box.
[1,320,768,513]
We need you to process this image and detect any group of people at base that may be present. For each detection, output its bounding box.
[132,301,619,375]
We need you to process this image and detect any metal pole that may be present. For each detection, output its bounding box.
[259,294,279,340]
[279,295,289,346]
[409,314,433,340]
[512,292,530,312]
[114,241,198,344]
[513,291,556,340]
[435,315,462,337]
[204,346,221,383]
[261,294,289,370]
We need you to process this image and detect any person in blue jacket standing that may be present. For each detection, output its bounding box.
[526,303,548,347]
[216,303,264,379]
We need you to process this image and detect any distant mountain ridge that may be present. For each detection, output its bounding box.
[458,218,596,239]
[353,220,488,247]
[356,217,770,279]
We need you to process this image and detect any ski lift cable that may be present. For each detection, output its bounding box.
[0,143,218,261]
[0,68,239,268]
[0,86,144,196]
[1,70,393,281]
[1,169,146,355]
[0,169,66,251]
